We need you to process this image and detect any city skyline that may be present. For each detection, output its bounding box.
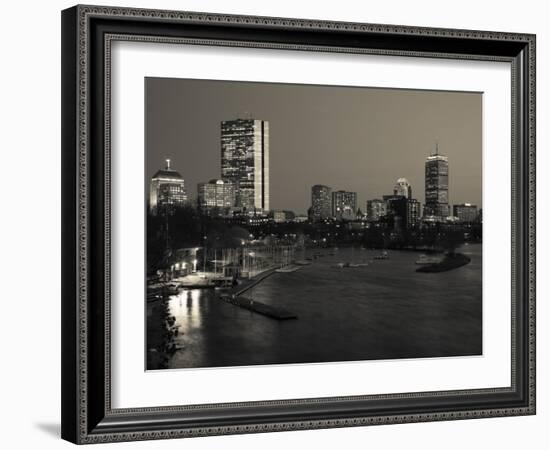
[146,78,482,214]
[149,149,477,223]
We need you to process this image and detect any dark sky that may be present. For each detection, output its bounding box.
[146,78,482,214]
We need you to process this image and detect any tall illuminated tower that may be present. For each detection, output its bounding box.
[424,143,450,218]
[221,118,269,212]
[149,159,187,215]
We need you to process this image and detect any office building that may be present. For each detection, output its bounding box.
[197,179,236,216]
[332,190,357,220]
[149,159,187,215]
[386,196,421,229]
[221,118,269,212]
[393,178,412,199]
[453,203,478,223]
[366,199,387,221]
[311,185,332,221]
[424,145,450,218]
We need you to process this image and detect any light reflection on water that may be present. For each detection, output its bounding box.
[161,244,482,369]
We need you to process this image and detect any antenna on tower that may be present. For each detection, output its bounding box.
[435,140,439,155]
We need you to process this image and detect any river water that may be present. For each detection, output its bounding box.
[151,244,482,370]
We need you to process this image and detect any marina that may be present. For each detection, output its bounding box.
[147,244,482,370]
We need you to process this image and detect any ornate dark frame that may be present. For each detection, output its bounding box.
[61,4,536,444]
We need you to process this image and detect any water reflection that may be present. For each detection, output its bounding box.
[150,244,482,370]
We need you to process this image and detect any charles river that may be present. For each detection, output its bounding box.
[148,244,482,369]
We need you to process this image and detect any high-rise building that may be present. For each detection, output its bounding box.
[393,178,412,199]
[332,190,357,220]
[197,179,236,216]
[221,118,269,212]
[453,203,478,223]
[424,145,450,218]
[366,199,387,221]
[406,199,421,228]
[311,185,332,221]
[149,159,188,215]
[385,196,421,229]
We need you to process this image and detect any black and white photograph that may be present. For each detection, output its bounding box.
[145,78,483,370]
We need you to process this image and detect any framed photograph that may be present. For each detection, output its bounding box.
[61,5,536,444]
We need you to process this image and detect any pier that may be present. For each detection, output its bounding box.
[220,294,297,320]
[228,267,278,296]
[219,267,298,320]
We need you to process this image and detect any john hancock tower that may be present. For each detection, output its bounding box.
[221,118,270,212]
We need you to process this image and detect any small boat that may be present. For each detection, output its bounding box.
[374,251,389,260]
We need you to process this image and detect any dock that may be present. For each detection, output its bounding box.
[220,294,297,320]
[219,267,298,320]
[229,267,278,296]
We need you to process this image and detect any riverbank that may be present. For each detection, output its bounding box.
[416,252,471,273]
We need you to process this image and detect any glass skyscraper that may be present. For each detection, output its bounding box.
[221,118,269,212]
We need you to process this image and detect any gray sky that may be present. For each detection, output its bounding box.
[146,78,482,215]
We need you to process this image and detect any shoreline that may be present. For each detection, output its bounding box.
[416,252,471,273]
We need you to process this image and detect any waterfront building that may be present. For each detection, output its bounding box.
[197,179,236,216]
[453,203,478,223]
[332,190,357,220]
[366,199,387,221]
[221,118,269,212]
[311,184,332,221]
[149,159,188,215]
[424,145,450,219]
[393,178,412,199]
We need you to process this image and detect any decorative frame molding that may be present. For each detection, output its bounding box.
[61,4,536,444]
